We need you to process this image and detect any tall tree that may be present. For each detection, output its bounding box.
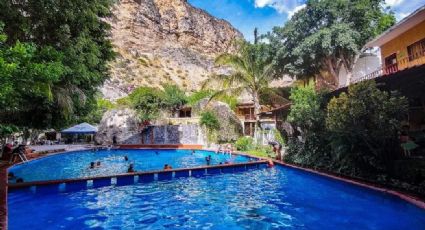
[203,40,285,133]
[0,0,115,130]
[268,0,395,87]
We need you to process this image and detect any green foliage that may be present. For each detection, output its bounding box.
[216,94,238,110]
[287,84,325,132]
[128,87,165,121]
[285,80,409,182]
[235,136,254,151]
[246,146,273,158]
[326,80,408,172]
[0,0,115,130]
[285,83,331,168]
[273,129,285,145]
[268,0,395,82]
[200,111,220,131]
[0,124,19,138]
[83,97,115,124]
[204,40,288,129]
[125,84,188,121]
[187,90,214,106]
[162,84,188,110]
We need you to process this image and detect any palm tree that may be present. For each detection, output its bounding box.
[203,40,286,134]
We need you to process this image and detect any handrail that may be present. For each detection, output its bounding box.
[349,47,425,85]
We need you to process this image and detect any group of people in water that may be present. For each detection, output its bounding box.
[89,155,135,173]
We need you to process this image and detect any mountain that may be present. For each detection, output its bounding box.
[102,0,243,100]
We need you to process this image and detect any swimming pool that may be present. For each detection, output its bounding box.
[8,149,251,183]
[8,165,425,229]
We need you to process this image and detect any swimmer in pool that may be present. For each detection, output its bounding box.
[96,161,101,167]
[163,164,172,170]
[90,162,95,169]
[155,151,159,155]
[124,155,129,161]
[128,163,135,173]
[205,155,211,165]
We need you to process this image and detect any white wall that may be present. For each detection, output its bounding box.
[338,49,382,87]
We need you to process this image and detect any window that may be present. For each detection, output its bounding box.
[407,38,425,61]
[178,108,191,118]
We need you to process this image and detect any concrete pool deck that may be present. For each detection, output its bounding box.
[2,148,425,229]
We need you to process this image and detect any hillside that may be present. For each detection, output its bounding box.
[102,0,243,100]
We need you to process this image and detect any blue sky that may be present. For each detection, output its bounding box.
[188,0,425,41]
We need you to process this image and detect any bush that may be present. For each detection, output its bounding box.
[200,111,220,130]
[326,80,408,173]
[235,136,254,151]
[128,87,165,121]
[162,84,188,110]
[285,84,330,168]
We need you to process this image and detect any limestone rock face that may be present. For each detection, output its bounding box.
[95,109,140,145]
[102,0,243,100]
[193,99,243,142]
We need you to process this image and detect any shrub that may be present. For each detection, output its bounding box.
[285,84,330,168]
[128,87,165,121]
[162,84,188,110]
[200,111,220,130]
[326,80,408,173]
[235,136,254,151]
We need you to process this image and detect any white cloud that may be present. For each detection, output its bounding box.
[288,4,306,18]
[385,0,405,7]
[254,0,305,17]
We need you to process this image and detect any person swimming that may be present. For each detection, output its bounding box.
[163,164,172,170]
[192,150,195,155]
[8,172,17,180]
[90,161,101,169]
[205,155,211,165]
[124,155,129,161]
[155,151,159,155]
[128,163,135,173]
[267,160,275,168]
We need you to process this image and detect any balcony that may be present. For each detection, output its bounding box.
[351,48,425,85]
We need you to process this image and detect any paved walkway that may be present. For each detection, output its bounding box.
[30,144,92,153]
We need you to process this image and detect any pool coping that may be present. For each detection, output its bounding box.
[7,160,267,189]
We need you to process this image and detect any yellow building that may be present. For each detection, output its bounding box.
[366,6,425,74]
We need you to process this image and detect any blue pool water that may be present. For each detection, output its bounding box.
[8,165,425,229]
[8,149,250,182]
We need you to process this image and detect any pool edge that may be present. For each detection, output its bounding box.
[0,165,8,230]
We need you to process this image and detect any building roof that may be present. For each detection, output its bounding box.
[61,123,98,134]
[365,5,425,48]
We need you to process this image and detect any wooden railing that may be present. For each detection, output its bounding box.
[350,48,425,85]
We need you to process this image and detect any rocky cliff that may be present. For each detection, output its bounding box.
[102,0,243,100]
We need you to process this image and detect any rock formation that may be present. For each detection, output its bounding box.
[102,0,243,100]
[193,99,243,142]
[95,109,140,145]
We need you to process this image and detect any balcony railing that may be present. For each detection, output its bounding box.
[244,114,256,120]
[351,48,425,85]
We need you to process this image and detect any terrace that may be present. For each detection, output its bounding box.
[352,46,425,84]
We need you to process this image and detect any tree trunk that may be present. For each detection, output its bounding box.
[325,58,339,87]
[253,91,262,141]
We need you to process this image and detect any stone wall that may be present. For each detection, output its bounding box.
[95,109,140,145]
[139,124,205,145]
